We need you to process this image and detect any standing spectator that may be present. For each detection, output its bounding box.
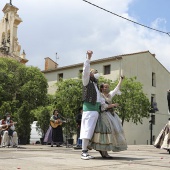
[50,109,64,147]
[75,107,83,148]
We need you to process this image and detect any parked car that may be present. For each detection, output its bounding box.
[30,121,42,144]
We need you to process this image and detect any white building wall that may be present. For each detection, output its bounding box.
[120,52,170,144]
[45,66,82,94]
[43,51,170,144]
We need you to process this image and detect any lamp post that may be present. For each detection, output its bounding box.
[149,102,158,145]
[149,114,155,145]
[149,120,153,145]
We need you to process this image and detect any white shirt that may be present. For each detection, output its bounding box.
[109,85,122,98]
[82,59,107,108]
[82,59,101,102]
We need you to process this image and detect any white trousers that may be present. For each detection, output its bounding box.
[80,111,99,140]
[1,131,18,146]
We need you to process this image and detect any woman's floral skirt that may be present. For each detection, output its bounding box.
[89,111,127,152]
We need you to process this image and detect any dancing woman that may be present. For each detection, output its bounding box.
[154,118,170,154]
[89,76,127,158]
[154,90,170,154]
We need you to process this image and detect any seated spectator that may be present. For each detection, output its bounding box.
[0,112,18,147]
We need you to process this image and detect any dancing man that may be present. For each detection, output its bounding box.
[80,50,105,160]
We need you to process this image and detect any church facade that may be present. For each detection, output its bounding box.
[0,3,28,64]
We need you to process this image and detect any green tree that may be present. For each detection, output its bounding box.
[53,76,111,139]
[14,101,34,144]
[32,105,53,139]
[54,79,82,139]
[111,77,150,125]
[53,76,150,137]
[0,58,48,143]
[0,58,22,113]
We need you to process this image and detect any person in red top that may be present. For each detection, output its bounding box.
[0,112,18,147]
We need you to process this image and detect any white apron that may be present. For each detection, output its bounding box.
[80,111,99,139]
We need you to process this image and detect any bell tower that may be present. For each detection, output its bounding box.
[0,1,28,64]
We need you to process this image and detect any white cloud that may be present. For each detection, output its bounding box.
[0,0,170,71]
[151,18,167,31]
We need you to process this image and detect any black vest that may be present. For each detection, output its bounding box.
[82,80,98,105]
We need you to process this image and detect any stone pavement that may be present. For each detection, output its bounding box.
[0,144,170,170]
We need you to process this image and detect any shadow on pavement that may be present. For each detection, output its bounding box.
[94,156,145,161]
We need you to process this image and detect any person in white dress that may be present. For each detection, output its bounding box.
[89,77,127,158]
[154,118,170,154]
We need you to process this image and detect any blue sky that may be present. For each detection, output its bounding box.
[128,0,170,30]
[0,0,170,71]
